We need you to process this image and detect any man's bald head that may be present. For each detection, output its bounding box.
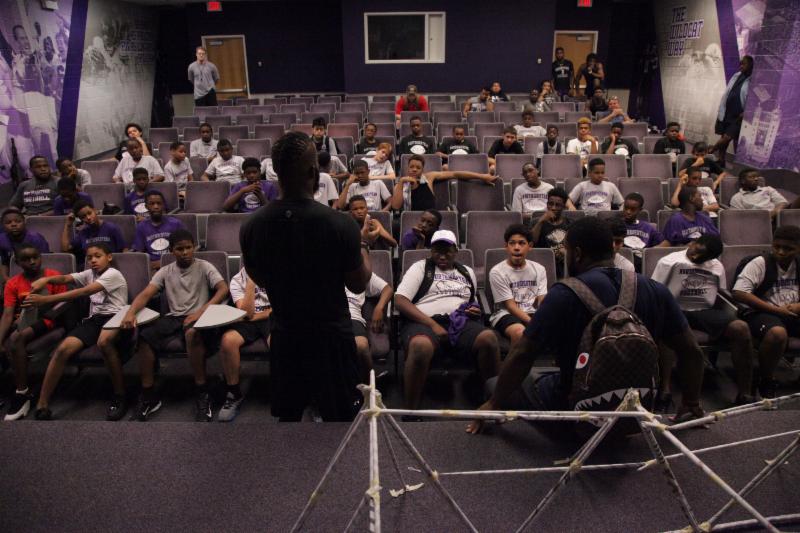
[271,131,319,198]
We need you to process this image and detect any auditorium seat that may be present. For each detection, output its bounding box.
[218,125,249,145]
[280,103,306,118]
[219,99,234,106]
[676,154,693,173]
[641,246,687,279]
[250,104,277,118]
[84,183,125,212]
[26,216,69,251]
[632,154,673,180]
[465,211,522,284]
[400,210,460,243]
[466,112,495,130]
[489,102,514,114]
[482,136,501,154]
[591,122,612,141]
[495,154,535,183]
[533,111,559,124]
[656,209,674,232]
[328,123,359,141]
[592,154,628,179]
[80,160,117,185]
[427,95,452,103]
[332,137,354,160]
[10,252,75,277]
[455,180,505,213]
[157,142,172,165]
[373,123,395,137]
[643,135,661,154]
[550,122,577,140]
[719,209,772,245]
[369,102,395,112]
[317,95,342,107]
[221,105,247,117]
[778,209,800,227]
[172,213,199,245]
[262,97,287,107]
[497,111,523,127]
[550,102,575,114]
[254,124,286,144]
[310,103,337,116]
[399,154,442,176]
[302,111,329,124]
[565,111,591,122]
[103,215,136,247]
[541,154,582,179]
[618,178,664,213]
[149,128,179,148]
[236,114,263,133]
[449,154,489,174]
[433,111,463,125]
[189,157,208,181]
[624,122,648,142]
[720,245,771,291]
[268,113,296,130]
[474,123,505,141]
[400,111,429,124]
[172,116,199,137]
[206,213,249,254]
[345,95,369,105]
[205,115,232,133]
[334,111,365,125]
[436,123,469,139]
[290,124,313,135]
[193,106,220,120]
[290,96,314,108]
[399,122,434,137]
[236,139,271,160]
[367,111,395,124]
[236,97,260,106]
[339,102,367,115]
[363,249,392,359]
[523,136,546,156]
[430,102,456,114]
[147,182,178,213]
[184,181,231,213]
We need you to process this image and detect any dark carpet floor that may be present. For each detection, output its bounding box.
[1,412,798,532]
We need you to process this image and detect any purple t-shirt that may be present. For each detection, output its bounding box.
[53,192,94,216]
[400,229,430,251]
[0,230,50,265]
[133,216,186,260]
[228,181,279,213]
[71,222,127,254]
[124,191,148,218]
[624,219,665,250]
[663,211,719,245]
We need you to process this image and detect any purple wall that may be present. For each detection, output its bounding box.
[340,0,557,93]
[56,0,88,159]
[162,1,344,94]
[716,0,741,79]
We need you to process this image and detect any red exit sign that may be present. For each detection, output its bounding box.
[578,0,593,7]
[207,1,222,12]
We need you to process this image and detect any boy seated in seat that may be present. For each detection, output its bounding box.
[730,168,788,222]
[223,157,278,213]
[609,218,636,272]
[489,224,547,346]
[339,160,392,212]
[217,266,272,422]
[163,141,193,202]
[732,225,800,399]
[671,166,720,218]
[511,163,553,222]
[531,188,571,279]
[348,195,396,251]
[566,158,623,212]
[122,229,228,421]
[652,234,754,408]
[202,138,244,184]
[0,244,67,420]
[394,229,501,409]
[27,242,131,421]
[0,208,50,283]
[663,186,719,246]
[133,191,186,273]
[123,167,155,221]
[400,209,442,252]
[56,157,92,190]
[346,270,392,381]
[622,192,669,269]
[113,139,164,191]
[53,178,93,216]
[62,201,127,259]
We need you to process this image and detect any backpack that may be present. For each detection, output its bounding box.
[411,258,475,304]
[733,253,800,299]
[561,270,659,424]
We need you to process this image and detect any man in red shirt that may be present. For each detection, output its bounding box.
[0,243,67,420]
[394,84,429,125]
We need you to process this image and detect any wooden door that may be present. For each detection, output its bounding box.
[554,32,597,90]
[202,35,249,100]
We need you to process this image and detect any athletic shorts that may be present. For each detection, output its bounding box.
[269,327,362,421]
[493,314,526,335]
[224,318,270,346]
[23,318,52,337]
[400,315,487,362]
[684,308,738,341]
[743,312,800,339]
[715,117,742,139]
[138,315,221,355]
[67,314,132,348]
[351,319,368,338]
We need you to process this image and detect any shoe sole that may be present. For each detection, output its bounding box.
[4,401,31,421]
[217,406,241,422]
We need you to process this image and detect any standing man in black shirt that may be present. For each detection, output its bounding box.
[712,56,753,164]
[552,47,574,100]
[240,132,372,421]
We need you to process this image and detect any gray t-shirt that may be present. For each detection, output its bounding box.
[10,177,58,214]
[150,259,225,316]
[189,138,218,159]
[72,267,128,317]
[187,61,219,99]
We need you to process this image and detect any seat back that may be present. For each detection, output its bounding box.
[372,95,397,103]
[221,105,247,117]
[565,111,591,122]
[80,160,117,185]
[147,182,178,213]
[84,184,125,212]
[290,96,314,108]
[157,142,173,165]
[235,114,263,132]
[433,110,463,125]
[367,111,395,124]
[206,213,250,253]
[467,112,496,130]
[492,102,516,113]
[643,136,661,154]
[656,209,674,232]
[345,95,369,105]
[262,97,287,107]
[541,154,582,179]
[102,215,137,248]
[236,139,271,160]
[254,124,286,144]
[400,111,429,124]
[494,154,535,183]
[171,213,199,245]
[641,246,687,279]
[533,111,559,124]
[340,102,366,114]
[399,122,434,137]
[218,125,249,145]
[474,122,505,140]
[189,157,208,181]
[595,209,650,223]
[26,216,70,252]
[427,95,452,103]
[401,249,474,276]
[112,252,151,300]
[399,154,442,177]
[549,122,577,140]
[455,180,505,213]
[624,122,648,142]
[172,116,200,137]
[720,245,771,290]
[310,103,337,116]
[448,154,489,174]
[332,136,355,160]
[523,136,547,156]
[591,123,612,141]
[162,251,230,282]
[333,111,364,125]
[778,209,800,227]
[430,102,456,114]
[592,154,628,179]
[328,123,359,140]
[632,154,673,179]
[400,210,460,243]
[618,178,664,213]
[289,124,313,136]
[268,113,295,129]
[719,209,772,245]
[550,102,575,113]
[205,115,232,131]
[10,252,76,277]
[483,248,557,308]
[184,181,231,213]
[149,128,178,147]
[236,97,260,106]
[280,103,306,118]
[465,211,522,276]
[193,106,220,120]
[251,104,278,118]
[373,124,396,137]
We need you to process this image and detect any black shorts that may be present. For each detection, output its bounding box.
[138,315,221,355]
[224,318,270,346]
[493,314,526,335]
[684,308,738,341]
[269,327,362,421]
[400,315,487,361]
[24,318,52,337]
[67,314,132,348]
[743,312,800,339]
[715,117,742,139]
[351,319,368,338]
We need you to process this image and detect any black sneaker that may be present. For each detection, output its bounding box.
[195,391,212,422]
[654,392,674,413]
[135,397,162,421]
[106,396,128,421]
[758,379,778,400]
[4,391,33,421]
[733,394,756,407]
[34,407,52,420]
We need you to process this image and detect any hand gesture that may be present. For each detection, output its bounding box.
[431,322,448,342]
[22,293,46,308]
[30,278,48,293]
[483,174,499,185]
[120,310,137,330]
[183,311,202,326]
[66,212,76,225]
[540,209,557,223]
[370,311,384,333]
[465,305,482,318]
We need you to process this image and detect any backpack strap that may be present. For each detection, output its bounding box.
[561,277,607,315]
[617,269,638,310]
[452,261,476,303]
[411,258,436,304]
[755,253,778,298]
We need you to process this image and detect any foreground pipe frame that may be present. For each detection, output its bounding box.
[293,374,800,532]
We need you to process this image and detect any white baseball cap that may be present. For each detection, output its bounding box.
[431,229,457,246]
